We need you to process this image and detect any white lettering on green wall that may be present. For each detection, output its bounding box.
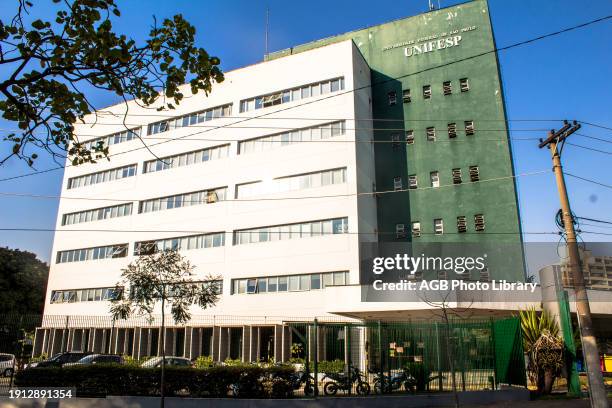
[404,35,462,57]
[381,25,477,53]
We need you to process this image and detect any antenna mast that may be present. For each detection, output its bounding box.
[265,7,270,58]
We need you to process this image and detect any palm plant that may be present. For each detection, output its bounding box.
[518,307,563,394]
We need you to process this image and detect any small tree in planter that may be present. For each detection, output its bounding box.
[519,307,564,394]
[110,249,220,407]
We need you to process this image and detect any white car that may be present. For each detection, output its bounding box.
[0,353,15,377]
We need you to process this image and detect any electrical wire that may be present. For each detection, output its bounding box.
[2,15,610,183]
[0,170,550,204]
[0,227,559,235]
[575,216,612,226]
[566,142,612,155]
[565,173,612,189]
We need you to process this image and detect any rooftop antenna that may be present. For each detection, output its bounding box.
[265,6,270,59]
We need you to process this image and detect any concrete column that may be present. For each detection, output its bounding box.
[92,329,103,353]
[219,328,229,362]
[50,329,64,355]
[131,328,141,357]
[211,326,220,362]
[33,328,45,357]
[274,325,283,363]
[184,327,192,359]
[241,326,250,363]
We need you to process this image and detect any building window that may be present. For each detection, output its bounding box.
[232,271,348,295]
[234,217,348,245]
[474,214,485,231]
[62,203,133,226]
[443,81,452,96]
[452,168,462,184]
[67,164,137,189]
[480,268,490,281]
[388,91,397,106]
[83,128,140,152]
[391,133,401,148]
[460,78,470,92]
[56,243,128,264]
[465,120,475,135]
[406,130,414,144]
[434,219,444,235]
[50,287,124,304]
[396,223,406,239]
[393,176,403,190]
[140,187,227,214]
[236,168,346,199]
[134,232,225,255]
[430,171,440,188]
[239,121,345,154]
[469,166,480,182]
[408,175,418,189]
[426,127,436,142]
[423,85,432,99]
[143,144,230,174]
[448,123,457,138]
[240,77,344,112]
[438,270,448,280]
[402,89,411,103]
[412,222,421,238]
[457,216,467,233]
[147,104,232,135]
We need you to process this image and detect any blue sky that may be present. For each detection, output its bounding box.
[0,0,610,264]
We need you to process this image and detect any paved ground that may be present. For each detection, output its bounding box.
[469,398,610,408]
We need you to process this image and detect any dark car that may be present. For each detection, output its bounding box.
[29,351,93,368]
[64,354,123,367]
[141,356,192,368]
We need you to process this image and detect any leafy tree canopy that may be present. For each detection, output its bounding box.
[0,247,49,315]
[110,250,220,324]
[0,0,224,166]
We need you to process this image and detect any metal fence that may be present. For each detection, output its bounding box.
[0,314,526,397]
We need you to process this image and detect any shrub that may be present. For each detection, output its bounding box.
[193,355,213,369]
[317,359,344,374]
[15,364,296,398]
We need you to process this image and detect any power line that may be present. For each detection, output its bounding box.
[579,121,612,133]
[566,142,612,155]
[575,216,612,226]
[2,15,610,183]
[0,125,555,135]
[92,112,566,121]
[0,170,550,204]
[0,227,559,235]
[565,173,612,189]
[575,133,612,145]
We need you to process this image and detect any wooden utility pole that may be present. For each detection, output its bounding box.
[539,121,608,408]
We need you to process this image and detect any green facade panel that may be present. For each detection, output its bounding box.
[268,0,525,281]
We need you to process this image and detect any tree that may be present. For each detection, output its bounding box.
[518,307,563,394]
[110,249,220,408]
[0,0,224,166]
[0,247,49,315]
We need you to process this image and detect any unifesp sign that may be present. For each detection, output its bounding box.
[382,26,478,57]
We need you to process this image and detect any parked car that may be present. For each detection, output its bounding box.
[141,356,192,368]
[28,351,93,368]
[0,353,15,377]
[63,354,124,367]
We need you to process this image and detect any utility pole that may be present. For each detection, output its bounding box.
[539,120,608,408]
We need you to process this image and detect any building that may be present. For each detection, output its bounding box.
[34,0,526,362]
[540,249,612,292]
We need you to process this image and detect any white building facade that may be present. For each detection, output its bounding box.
[36,41,378,360]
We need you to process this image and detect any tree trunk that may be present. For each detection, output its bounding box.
[160,294,165,408]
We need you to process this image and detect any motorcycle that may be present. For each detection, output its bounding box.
[370,367,416,394]
[287,369,318,396]
[323,366,370,396]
